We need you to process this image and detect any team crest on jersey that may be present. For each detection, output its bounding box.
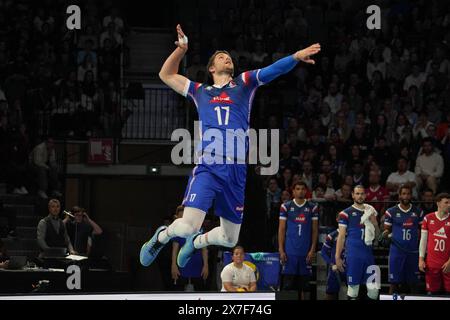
[433,227,447,239]
[430,220,435,225]
[206,86,213,91]
[396,213,401,218]
[295,214,306,223]
[290,208,295,212]
[352,212,357,216]
[411,213,416,217]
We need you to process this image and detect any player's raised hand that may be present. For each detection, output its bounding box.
[174,24,188,51]
[294,43,321,64]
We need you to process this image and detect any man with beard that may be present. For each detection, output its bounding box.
[335,185,380,300]
[382,185,423,294]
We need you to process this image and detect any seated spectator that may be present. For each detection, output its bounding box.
[78,25,99,50]
[102,7,124,34]
[63,206,103,256]
[413,112,433,140]
[0,239,9,269]
[171,206,208,291]
[281,190,291,203]
[300,161,315,191]
[415,138,444,194]
[37,199,75,258]
[221,245,257,292]
[266,177,281,218]
[403,64,426,92]
[350,160,365,186]
[319,158,342,190]
[29,137,62,199]
[100,22,123,49]
[420,188,437,216]
[314,173,336,201]
[77,53,97,82]
[365,170,389,214]
[335,183,352,202]
[77,39,97,66]
[386,157,418,199]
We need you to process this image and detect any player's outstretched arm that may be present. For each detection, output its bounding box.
[159,24,190,96]
[258,43,321,84]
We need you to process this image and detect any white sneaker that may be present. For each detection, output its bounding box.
[20,186,29,195]
[38,190,48,199]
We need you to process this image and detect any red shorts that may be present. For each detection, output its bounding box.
[425,268,450,293]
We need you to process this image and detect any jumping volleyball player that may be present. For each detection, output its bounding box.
[140,25,321,268]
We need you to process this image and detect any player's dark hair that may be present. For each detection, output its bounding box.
[293,181,308,189]
[435,193,450,203]
[232,245,245,254]
[398,184,412,195]
[352,185,365,193]
[206,50,233,85]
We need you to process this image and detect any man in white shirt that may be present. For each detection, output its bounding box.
[386,157,418,199]
[415,138,444,194]
[403,64,426,92]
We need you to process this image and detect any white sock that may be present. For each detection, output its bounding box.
[157,207,205,244]
[194,218,241,249]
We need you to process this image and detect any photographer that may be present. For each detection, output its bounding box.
[63,206,103,256]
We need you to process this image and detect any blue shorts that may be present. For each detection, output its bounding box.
[346,254,376,286]
[326,267,346,294]
[282,255,312,276]
[182,163,247,224]
[388,252,419,284]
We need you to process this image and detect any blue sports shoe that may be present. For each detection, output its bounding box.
[177,231,202,268]
[140,226,167,267]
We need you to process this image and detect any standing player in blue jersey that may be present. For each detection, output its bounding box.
[278,182,319,300]
[139,25,321,268]
[382,185,423,294]
[335,185,380,300]
[320,215,346,300]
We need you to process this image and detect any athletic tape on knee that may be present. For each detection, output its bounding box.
[347,285,360,298]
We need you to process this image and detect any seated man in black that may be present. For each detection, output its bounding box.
[63,206,103,256]
[37,199,75,258]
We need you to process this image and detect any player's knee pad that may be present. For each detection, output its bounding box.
[347,285,360,298]
[367,288,379,300]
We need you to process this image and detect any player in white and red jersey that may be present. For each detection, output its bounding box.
[419,193,450,294]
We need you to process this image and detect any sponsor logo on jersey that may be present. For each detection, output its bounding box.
[403,218,414,228]
[209,91,234,104]
[433,227,447,239]
[295,214,306,223]
[290,208,295,212]
[235,206,244,212]
[206,86,212,91]
[411,212,417,217]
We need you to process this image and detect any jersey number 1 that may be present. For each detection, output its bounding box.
[214,106,230,125]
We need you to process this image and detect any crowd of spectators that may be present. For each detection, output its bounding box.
[180,0,450,248]
[0,0,127,197]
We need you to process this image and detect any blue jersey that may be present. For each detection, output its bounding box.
[280,199,319,256]
[384,204,423,255]
[184,70,263,162]
[320,229,345,265]
[338,205,375,257]
[173,237,203,278]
